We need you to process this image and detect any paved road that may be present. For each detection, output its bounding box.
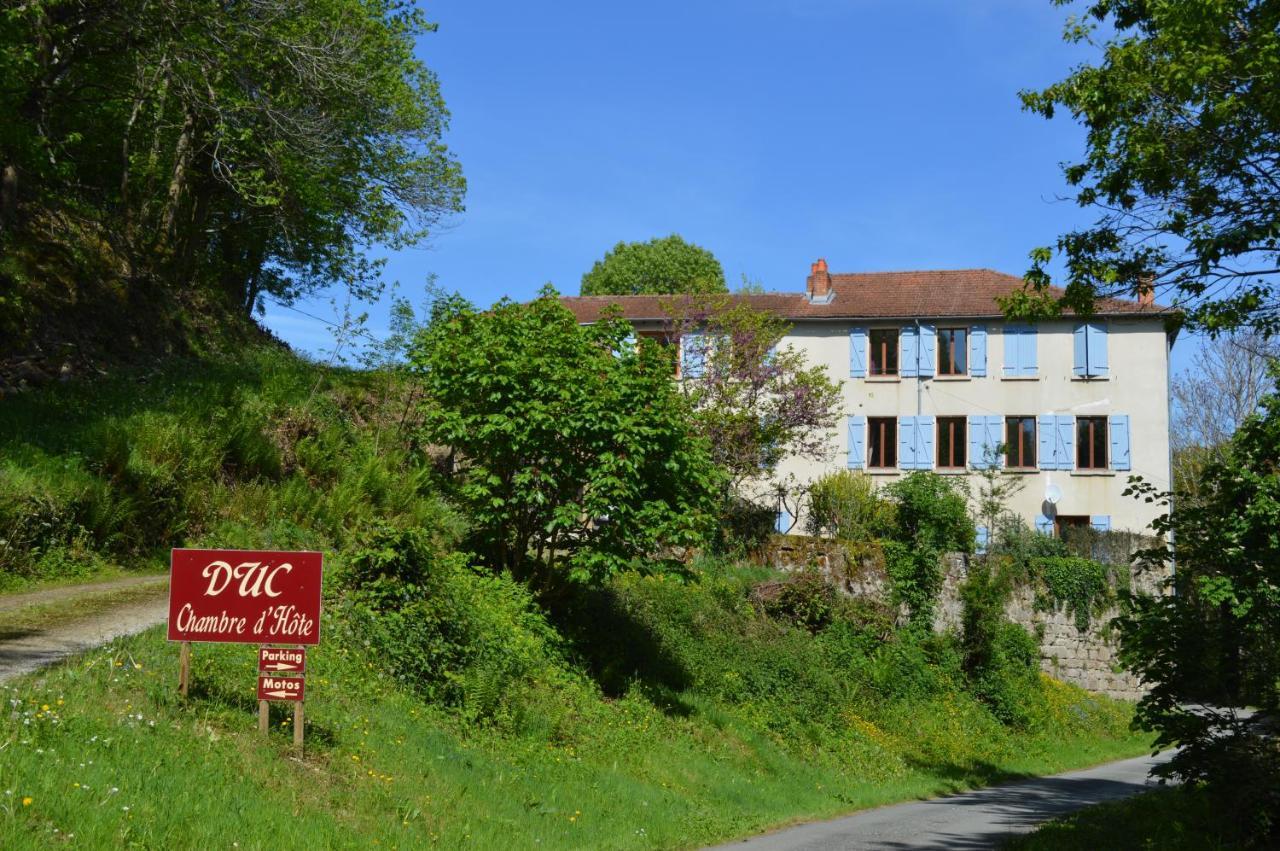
[706,751,1173,851]
[0,588,169,683]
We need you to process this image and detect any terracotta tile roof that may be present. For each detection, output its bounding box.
[560,269,1164,324]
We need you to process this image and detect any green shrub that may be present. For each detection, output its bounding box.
[761,570,839,633]
[1031,556,1116,631]
[342,525,565,724]
[880,473,974,629]
[712,494,775,555]
[805,470,895,541]
[884,472,974,554]
[960,558,1046,728]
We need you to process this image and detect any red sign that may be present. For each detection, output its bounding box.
[258,647,306,673]
[257,675,305,702]
[167,549,323,645]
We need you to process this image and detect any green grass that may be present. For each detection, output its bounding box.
[0,581,167,635]
[0,621,1151,850]
[1006,786,1244,850]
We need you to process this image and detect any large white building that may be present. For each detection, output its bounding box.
[562,260,1175,541]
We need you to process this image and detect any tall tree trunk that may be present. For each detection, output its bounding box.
[160,111,195,243]
[0,165,17,231]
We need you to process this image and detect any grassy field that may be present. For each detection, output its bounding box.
[1,620,1150,850]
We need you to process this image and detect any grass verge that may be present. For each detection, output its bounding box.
[1006,785,1243,850]
[0,619,1151,850]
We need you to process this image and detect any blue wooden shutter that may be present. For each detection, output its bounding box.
[968,415,1002,469]
[976,525,990,554]
[1018,327,1038,376]
[968,415,986,469]
[969,326,987,376]
[849,327,867,377]
[1037,414,1056,470]
[1056,415,1075,470]
[900,326,918,378]
[918,325,937,377]
[847,416,866,469]
[1003,326,1021,377]
[1109,414,1131,471]
[985,415,1003,468]
[682,333,705,378]
[1035,514,1054,535]
[1090,515,1111,532]
[776,507,793,534]
[918,416,935,469]
[1073,323,1088,377]
[898,416,916,469]
[1088,323,1109,376]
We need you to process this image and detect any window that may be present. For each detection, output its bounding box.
[1076,416,1108,469]
[870,329,898,376]
[868,417,897,468]
[937,328,968,375]
[937,417,966,468]
[1005,416,1036,468]
[1054,515,1090,538]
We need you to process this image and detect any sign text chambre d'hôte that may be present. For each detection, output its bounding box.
[167,549,322,645]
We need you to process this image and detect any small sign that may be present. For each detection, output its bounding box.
[257,675,305,702]
[258,647,306,673]
[168,549,323,645]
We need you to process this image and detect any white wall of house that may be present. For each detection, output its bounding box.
[770,317,1172,537]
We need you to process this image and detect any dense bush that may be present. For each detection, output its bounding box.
[712,494,775,556]
[960,558,1047,728]
[881,472,974,628]
[341,524,566,724]
[805,470,895,541]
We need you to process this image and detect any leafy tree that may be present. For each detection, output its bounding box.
[408,287,722,587]
[1121,379,1280,837]
[0,0,464,315]
[1172,331,1280,493]
[665,296,842,517]
[1012,1,1280,333]
[580,234,726,296]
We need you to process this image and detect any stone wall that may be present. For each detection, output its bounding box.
[762,536,1161,701]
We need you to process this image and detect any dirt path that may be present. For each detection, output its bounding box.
[0,581,169,683]
[0,575,167,612]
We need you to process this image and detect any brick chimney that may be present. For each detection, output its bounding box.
[1137,274,1155,307]
[806,257,833,304]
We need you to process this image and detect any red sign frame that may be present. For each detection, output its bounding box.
[168,549,323,645]
[257,675,305,702]
[258,647,306,673]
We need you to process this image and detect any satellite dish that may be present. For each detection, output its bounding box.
[1044,483,1063,505]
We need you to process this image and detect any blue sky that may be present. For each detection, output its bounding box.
[263,0,1196,371]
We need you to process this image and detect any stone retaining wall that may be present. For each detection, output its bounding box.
[762,536,1163,701]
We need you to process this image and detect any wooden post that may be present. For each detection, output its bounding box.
[293,700,304,753]
[259,699,269,734]
[178,641,191,697]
